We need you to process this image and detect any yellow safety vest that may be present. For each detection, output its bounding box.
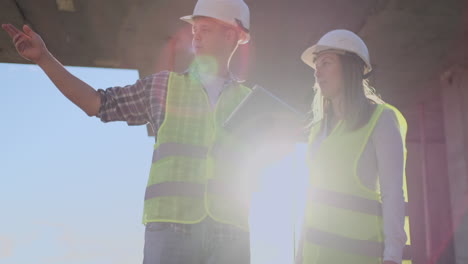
[142,72,252,230]
[302,104,412,264]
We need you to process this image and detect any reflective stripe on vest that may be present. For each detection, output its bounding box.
[306,228,412,260]
[145,182,205,200]
[152,142,209,163]
[144,180,249,201]
[309,187,409,216]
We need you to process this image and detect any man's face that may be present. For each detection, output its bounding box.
[192,17,235,57]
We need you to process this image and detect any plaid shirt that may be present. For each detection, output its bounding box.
[97,70,238,137]
[97,71,170,136]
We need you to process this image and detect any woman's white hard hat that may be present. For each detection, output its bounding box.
[301,29,372,74]
[180,0,250,44]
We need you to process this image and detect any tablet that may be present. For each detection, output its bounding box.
[223,85,306,137]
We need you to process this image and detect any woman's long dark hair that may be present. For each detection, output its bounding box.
[310,52,384,131]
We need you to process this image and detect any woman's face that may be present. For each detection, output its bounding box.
[314,52,344,99]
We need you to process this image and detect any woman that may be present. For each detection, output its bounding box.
[298,29,410,264]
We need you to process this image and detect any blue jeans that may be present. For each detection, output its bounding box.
[143,217,250,264]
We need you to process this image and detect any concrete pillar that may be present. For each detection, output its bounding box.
[441,66,468,264]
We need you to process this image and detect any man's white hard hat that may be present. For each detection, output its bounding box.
[301,29,372,74]
[180,0,250,44]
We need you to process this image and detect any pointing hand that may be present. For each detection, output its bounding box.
[2,24,49,63]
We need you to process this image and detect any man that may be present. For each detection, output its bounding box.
[2,0,254,263]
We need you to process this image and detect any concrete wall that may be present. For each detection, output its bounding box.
[404,91,455,264]
[441,66,468,264]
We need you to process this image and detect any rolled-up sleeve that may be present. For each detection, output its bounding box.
[97,72,169,126]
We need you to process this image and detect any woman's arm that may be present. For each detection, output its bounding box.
[374,108,408,264]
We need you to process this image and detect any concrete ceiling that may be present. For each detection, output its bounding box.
[1,0,466,111]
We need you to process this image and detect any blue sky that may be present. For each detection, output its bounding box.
[0,62,308,264]
[1,63,150,263]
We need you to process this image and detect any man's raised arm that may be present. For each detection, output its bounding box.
[2,24,101,116]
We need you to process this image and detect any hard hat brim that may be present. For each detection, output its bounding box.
[180,15,195,24]
[300,45,318,69]
[301,45,338,69]
[301,44,372,73]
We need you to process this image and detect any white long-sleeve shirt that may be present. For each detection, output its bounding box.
[358,108,407,263]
